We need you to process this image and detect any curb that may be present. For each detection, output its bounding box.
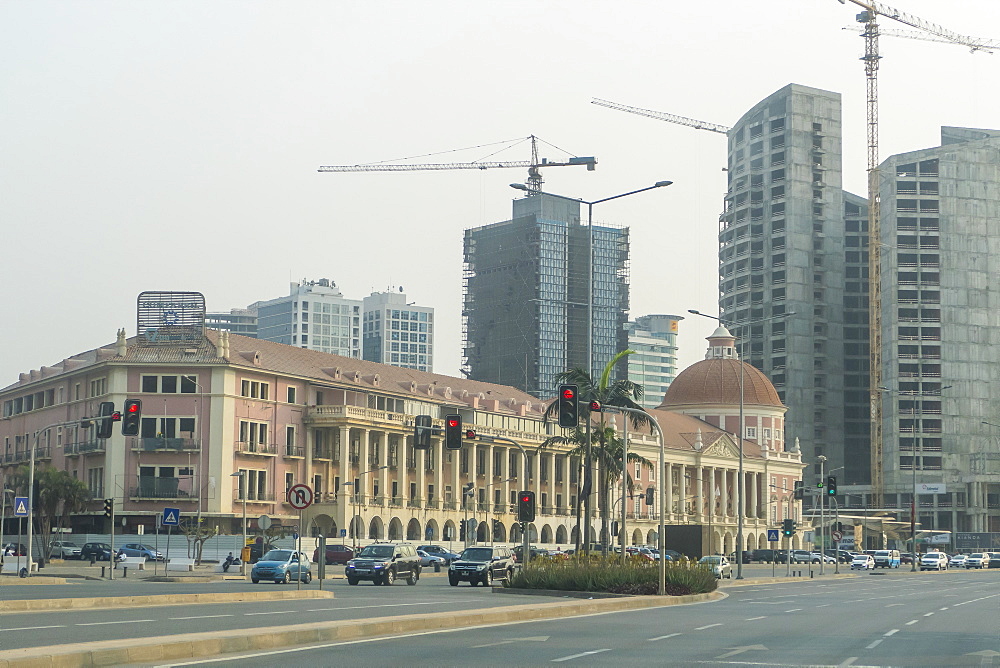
[719,573,858,587]
[0,591,723,667]
[0,589,334,614]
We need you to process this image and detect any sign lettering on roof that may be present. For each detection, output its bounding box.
[137,291,206,344]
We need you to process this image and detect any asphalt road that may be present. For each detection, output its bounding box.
[156,570,999,668]
[0,574,507,651]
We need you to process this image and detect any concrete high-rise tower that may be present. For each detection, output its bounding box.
[463,193,630,398]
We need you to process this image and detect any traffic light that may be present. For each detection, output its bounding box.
[827,476,838,496]
[445,414,463,450]
[121,399,142,436]
[781,518,796,537]
[103,498,114,518]
[464,429,477,440]
[793,481,804,500]
[96,402,116,439]
[645,486,655,506]
[557,384,579,428]
[413,415,432,450]
[588,400,602,413]
[517,490,536,523]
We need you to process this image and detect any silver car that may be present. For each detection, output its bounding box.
[49,540,82,559]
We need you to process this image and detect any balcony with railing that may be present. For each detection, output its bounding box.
[284,445,305,458]
[65,439,107,456]
[235,441,278,456]
[234,490,276,503]
[130,476,196,500]
[130,437,200,453]
[5,446,52,463]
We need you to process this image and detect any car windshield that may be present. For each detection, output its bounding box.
[59,542,78,547]
[262,549,293,561]
[852,556,868,561]
[971,553,984,558]
[461,548,494,561]
[358,545,395,559]
[699,556,722,564]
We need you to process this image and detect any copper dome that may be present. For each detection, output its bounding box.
[659,358,784,409]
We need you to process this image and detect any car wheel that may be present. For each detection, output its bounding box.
[251,577,260,584]
[282,571,291,584]
[406,571,417,586]
[347,577,359,586]
[484,570,493,587]
[506,568,514,582]
[303,572,312,584]
[384,569,395,586]
[449,577,459,586]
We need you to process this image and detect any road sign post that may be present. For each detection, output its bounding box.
[162,507,179,572]
[286,484,313,592]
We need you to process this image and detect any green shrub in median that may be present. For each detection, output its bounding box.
[508,555,718,596]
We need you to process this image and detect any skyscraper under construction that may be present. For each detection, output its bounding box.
[462,193,629,398]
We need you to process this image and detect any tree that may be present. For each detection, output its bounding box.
[7,464,90,564]
[178,518,219,564]
[543,350,654,554]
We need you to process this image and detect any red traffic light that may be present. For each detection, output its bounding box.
[464,429,476,439]
[562,387,576,399]
[127,403,140,413]
[521,495,531,503]
[447,418,459,428]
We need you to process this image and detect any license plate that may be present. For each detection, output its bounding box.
[355,569,370,573]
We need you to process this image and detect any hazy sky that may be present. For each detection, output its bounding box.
[3,0,997,387]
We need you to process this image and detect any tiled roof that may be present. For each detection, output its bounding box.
[592,408,766,460]
[659,358,784,409]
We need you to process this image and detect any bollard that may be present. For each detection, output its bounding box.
[90,556,96,566]
[810,570,814,578]
[101,566,106,578]
[434,561,441,573]
[123,566,128,578]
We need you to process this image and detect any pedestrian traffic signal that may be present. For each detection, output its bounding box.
[445,414,463,450]
[645,486,655,506]
[588,400,602,412]
[464,429,477,440]
[557,384,579,428]
[517,490,535,523]
[96,401,116,440]
[103,498,114,518]
[827,476,837,496]
[793,480,804,500]
[121,399,142,436]
[413,414,432,449]
[781,518,797,537]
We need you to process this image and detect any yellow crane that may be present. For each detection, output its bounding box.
[835,0,996,508]
[318,135,596,194]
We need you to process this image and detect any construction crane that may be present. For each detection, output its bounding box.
[842,26,997,51]
[318,135,596,194]
[591,98,730,135]
[834,0,996,509]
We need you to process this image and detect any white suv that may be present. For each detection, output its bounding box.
[965,553,988,569]
[919,552,948,571]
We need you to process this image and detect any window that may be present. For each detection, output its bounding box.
[286,426,295,447]
[161,376,177,393]
[285,472,294,494]
[287,386,297,403]
[142,376,158,393]
[240,380,270,400]
[89,378,107,397]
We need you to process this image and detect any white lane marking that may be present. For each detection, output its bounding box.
[866,639,883,649]
[77,619,155,626]
[906,620,919,625]
[954,593,1000,607]
[940,607,949,611]
[839,658,858,667]
[923,612,934,617]
[885,603,903,607]
[785,608,802,612]
[0,625,66,632]
[816,604,832,608]
[647,633,681,641]
[245,610,297,616]
[695,623,723,630]
[552,649,612,662]
[745,616,768,621]
[169,614,235,620]
[884,629,899,637]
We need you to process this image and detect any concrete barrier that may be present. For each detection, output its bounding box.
[0,589,333,613]
[165,558,195,572]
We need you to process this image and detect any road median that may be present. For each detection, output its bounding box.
[0,591,723,667]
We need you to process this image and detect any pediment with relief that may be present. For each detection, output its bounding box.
[703,435,742,459]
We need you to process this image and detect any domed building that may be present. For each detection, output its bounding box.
[661,326,787,454]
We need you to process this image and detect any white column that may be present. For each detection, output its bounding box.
[359,430,370,505]
[397,434,408,507]
[432,435,443,510]
[416,447,426,509]
[501,446,511,513]
[720,468,729,519]
[677,464,687,519]
[664,462,672,520]
[337,426,350,492]
[377,432,389,508]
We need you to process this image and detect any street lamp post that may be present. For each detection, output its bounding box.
[688,309,795,579]
[0,487,14,568]
[230,471,247,576]
[512,180,673,552]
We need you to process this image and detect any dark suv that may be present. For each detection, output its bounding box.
[80,542,113,561]
[345,542,421,586]
[449,545,515,586]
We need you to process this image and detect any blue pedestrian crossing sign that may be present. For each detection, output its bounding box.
[162,507,180,526]
[767,528,780,542]
[13,497,28,517]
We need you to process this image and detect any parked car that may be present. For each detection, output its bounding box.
[117,543,165,561]
[312,544,354,565]
[873,550,901,568]
[988,552,1000,569]
[948,554,968,568]
[965,553,989,569]
[449,545,515,586]
[789,549,813,564]
[699,555,731,579]
[919,552,948,571]
[251,549,312,584]
[417,544,460,564]
[2,542,27,557]
[851,554,875,570]
[512,545,549,563]
[728,550,753,564]
[48,540,82,559]
[811,552,837,564]
[825,549,854,563]
[417,549,448,568]
[901,552,914,564]
[80,542,113,561]
[346,542,421,586]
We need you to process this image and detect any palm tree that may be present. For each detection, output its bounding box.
[543,350,654,553]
